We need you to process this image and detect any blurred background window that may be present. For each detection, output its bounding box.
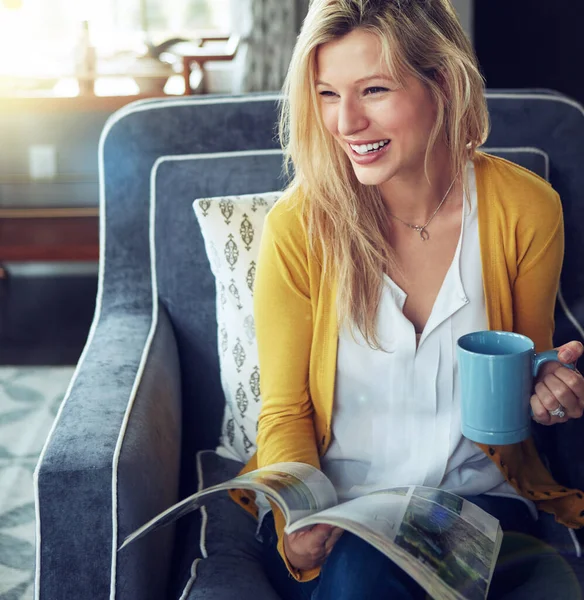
[0,0,231,78]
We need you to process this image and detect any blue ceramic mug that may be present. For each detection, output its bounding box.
[457,331,575,445]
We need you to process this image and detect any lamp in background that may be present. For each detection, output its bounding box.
[1,0,22,9]
[75,20,97,95]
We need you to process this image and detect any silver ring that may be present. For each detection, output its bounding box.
[549,406,566,418]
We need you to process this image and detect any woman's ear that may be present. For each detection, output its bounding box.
[434,68,450,97]
[426,70,450,143]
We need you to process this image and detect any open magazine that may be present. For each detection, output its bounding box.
[119,462,503,600]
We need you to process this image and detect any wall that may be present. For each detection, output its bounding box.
[297,0,309,32]
[474,0,584,106]
[451,0,473,41]
[0,99,126,209]
[0,97,143,275]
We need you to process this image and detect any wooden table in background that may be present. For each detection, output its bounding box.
[0,207,99,278]
[178,34,240,94]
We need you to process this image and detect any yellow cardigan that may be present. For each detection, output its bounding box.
[230,152,584,582]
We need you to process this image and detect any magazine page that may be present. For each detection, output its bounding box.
[286,486,411,541]
[119,462,337,550]
[286,486,503,600]
[241,462,338,524]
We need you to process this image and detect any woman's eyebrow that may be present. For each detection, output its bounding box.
[316,74,392,86]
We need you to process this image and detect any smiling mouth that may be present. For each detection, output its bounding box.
[349,139,390,155]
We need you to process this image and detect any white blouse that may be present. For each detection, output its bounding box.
[322,162,535,515]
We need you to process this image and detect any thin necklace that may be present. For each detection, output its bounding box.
[388,176,457,241]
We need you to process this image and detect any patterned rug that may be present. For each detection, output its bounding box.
[0,367,75,600]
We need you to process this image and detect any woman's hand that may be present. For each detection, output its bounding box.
[283,525,344,571]
[531,341,584,425]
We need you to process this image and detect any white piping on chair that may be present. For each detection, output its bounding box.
[106,105,166,599]
[569,529,582,558]
[558,285,584,341]
[150,150,284,599]
[32,286,105,600]
[99,90,584,146]
[108,308,159,596]
[482,146,550,181]
[151,148,284,171]
[197,451,210,560]
[110,101,281,600]
[482,102,584,558]
[149,147,282,600]
[32,102,112,600]
[178,559,202,600]
[485,143,584,560]
[485,92,584,119]
[483,145,584,346]
[100,94,282,156]
[176,450,214,599]
[485,96,584,341]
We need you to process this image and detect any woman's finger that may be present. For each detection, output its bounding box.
[327,527,344,547]
[557,341,584,364]
[323,527,344,558]
[310,524,335,544]
[554,367,584,414]
[531,392,552,425]
[541,372,580,418]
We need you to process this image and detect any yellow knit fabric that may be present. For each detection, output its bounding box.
[229,152,584,582]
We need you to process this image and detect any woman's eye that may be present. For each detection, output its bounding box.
[318,90,337,97]
[364,86,389,95]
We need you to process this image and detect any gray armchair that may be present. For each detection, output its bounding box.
[35,91,584,600]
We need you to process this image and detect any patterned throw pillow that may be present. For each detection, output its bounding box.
[193,192,282,462]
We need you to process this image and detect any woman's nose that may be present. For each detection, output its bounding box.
[337,99,368,137]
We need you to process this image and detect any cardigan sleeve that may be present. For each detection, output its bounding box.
[512,191,564,352]
[253,202,322,582]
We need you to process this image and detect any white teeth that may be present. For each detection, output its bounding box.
[350,140,390,155]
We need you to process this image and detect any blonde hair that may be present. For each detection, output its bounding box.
[279,0,489,348]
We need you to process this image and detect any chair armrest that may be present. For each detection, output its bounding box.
[34,304,181,600]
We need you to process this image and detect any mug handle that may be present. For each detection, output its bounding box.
[533,350,576,377]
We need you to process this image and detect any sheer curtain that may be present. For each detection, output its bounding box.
[0,0,228,78]
[230,0,309,93]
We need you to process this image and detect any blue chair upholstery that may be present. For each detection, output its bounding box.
[35,91,584,600]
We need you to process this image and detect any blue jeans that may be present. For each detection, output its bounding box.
[259,495,575,600]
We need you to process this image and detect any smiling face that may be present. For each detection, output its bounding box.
[315,28,442,188]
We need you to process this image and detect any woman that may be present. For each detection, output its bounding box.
[231,0,584,598]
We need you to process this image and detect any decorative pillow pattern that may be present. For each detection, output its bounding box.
[193,192,282,462]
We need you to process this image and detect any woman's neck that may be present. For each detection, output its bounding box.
[378,149,461,224]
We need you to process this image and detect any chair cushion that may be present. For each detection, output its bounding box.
[177,450,282,600]
[193,192,282,462]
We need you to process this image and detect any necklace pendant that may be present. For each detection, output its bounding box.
[419,228,429,241]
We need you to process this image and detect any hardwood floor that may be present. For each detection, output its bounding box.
[0,274,97,366]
